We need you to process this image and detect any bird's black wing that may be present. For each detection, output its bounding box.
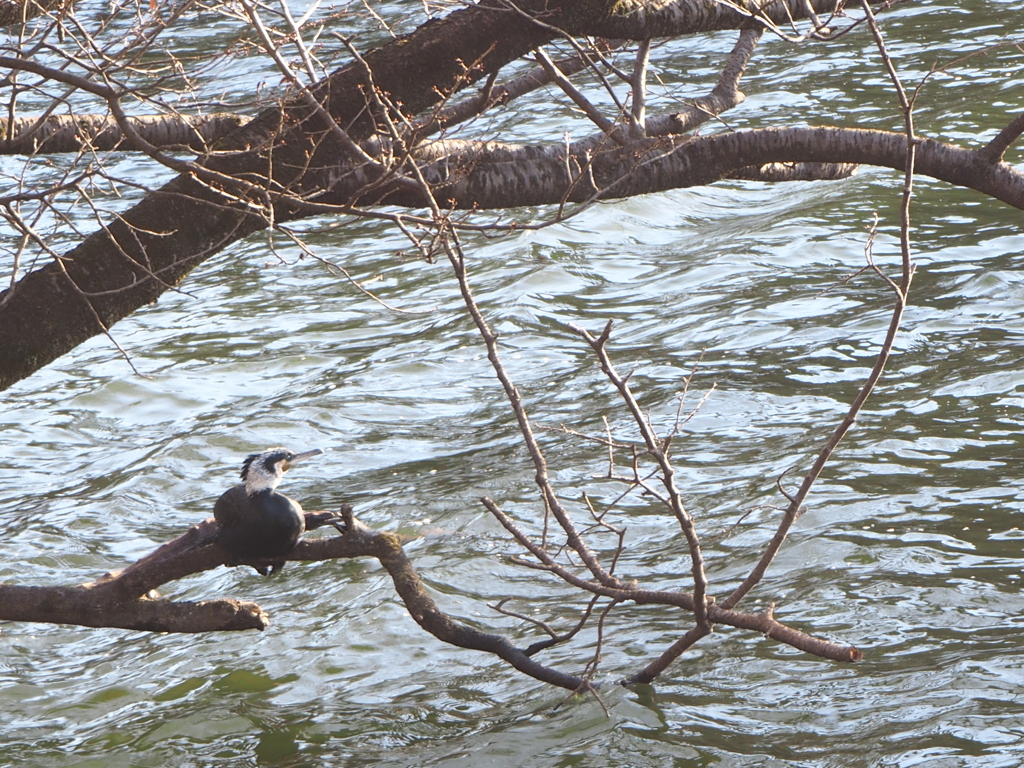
[214,485,250,528]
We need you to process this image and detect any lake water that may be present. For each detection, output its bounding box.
[2,0,1024,765]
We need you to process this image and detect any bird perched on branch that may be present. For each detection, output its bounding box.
[214,447,323,576]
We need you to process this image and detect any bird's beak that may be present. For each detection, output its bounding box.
[285,448,323,469]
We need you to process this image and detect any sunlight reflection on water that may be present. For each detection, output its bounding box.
[3,0,1024,766]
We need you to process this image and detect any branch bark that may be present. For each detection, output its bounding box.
[388,128,1024,211]
[0,113,247,155]
[0,0,71,25]
[0,506,590,691]
[0,0,868,393]
[0,501,858,689]
[0,586,270,632]
[0,0,555,391]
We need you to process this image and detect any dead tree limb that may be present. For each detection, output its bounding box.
[0,506,589,691]
[442,222,861,683]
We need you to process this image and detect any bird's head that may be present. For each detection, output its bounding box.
[240,447,323,495]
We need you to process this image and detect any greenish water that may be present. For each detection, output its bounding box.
[3,1,1024,766]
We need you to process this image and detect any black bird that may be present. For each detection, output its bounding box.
[214,447,323,575]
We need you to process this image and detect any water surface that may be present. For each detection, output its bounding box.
[2,0,1024,765]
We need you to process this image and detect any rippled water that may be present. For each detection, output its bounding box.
[3,0,1024,765]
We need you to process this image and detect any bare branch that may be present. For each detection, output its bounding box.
[978,112,1024,165]
[629,38,651,138]
[720,0,918,612]
[621,624,712,686]
[647,27,762,137]
[569,321,711,627]
[0,507,590,691]
[446,235,620,587]
[534,47,625,145]
[417,44,617,137]
[0,113,246,154]
[483,497,860,666]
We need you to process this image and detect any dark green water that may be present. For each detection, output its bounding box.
[3,1,1024,765]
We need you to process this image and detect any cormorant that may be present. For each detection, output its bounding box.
[214,447,323,575]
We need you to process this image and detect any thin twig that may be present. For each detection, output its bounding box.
[447,238,618,587]
[568,321,710,628]
[534,47,625,146]
[629,39,651,138]
[719,0,917,612]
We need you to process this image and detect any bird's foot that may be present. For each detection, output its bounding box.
[305,510,349,535]
[306,505,360,537]
[305,511,338,530]
[250,561,285,577]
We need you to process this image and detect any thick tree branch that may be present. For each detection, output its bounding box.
[978,112,1024,165]
[646,27,762,136]
[0,113,247,154]
[0,0,556,391]
[371,128,1024,211]
[0,585,270,632]
[3,117,1012,393]
[0,506,589,691]
[728,161,857,182]
[0,0,862,392]
[559,0,875,38]
[0,0,70,25]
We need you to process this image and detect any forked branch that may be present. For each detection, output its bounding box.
[0,506,590,692]
[446,225,860,682]
[569,320,710,628]
[721,0,917,612]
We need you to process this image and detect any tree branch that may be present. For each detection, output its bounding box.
[0,506,590,691]
[0,0,72,26]
[569,320,710,627]
[978,112,1024,165]
[0,586,270,632]
[484,495,861,667]
[0,113,247,154]
[646,27,762,137]
[0,0,892,392]
[721,0,917,612]
[372,128,1024,211]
